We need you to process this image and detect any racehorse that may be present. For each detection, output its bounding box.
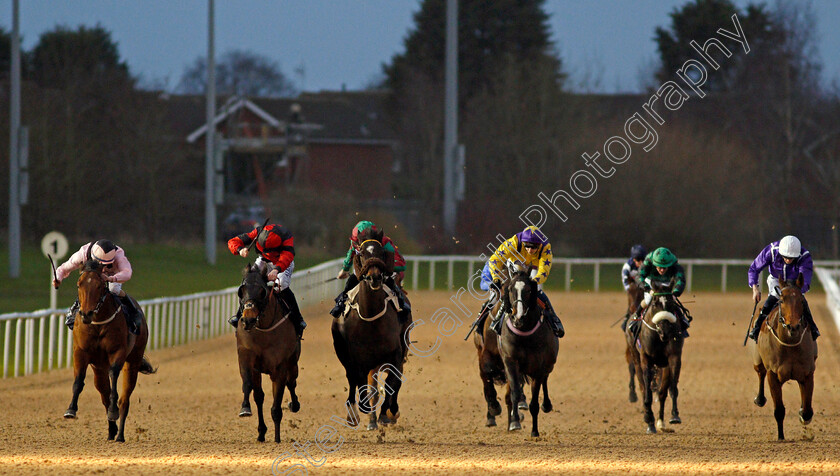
[235,263,301,443]
[750,273,818,441]
[623,278,645,403]
[63,255,155,442]
[332,238,406,430]
[630,279,684,434]
[497,267,559,437]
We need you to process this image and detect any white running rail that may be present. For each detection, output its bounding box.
[814,267,840,333]
[0,258,344,378]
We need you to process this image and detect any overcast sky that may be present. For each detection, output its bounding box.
[2,0,839,94]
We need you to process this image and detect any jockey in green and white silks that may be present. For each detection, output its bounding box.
[629,247,691,338]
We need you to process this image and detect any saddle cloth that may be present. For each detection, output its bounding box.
[341,283,402,319]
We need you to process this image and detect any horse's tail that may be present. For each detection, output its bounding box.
[139,355,158,375]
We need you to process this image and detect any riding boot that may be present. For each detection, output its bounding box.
[65,300,80,330]
[627,311,642,339]
[749,295,779,341]
[802,298,820,340]
[538,291,565,338]
[620,313,629,332]
[280,288,306,339]
[229,304,242,328]
[330,291,349,318]
[119,295,141,336]
[489,301,509,335]
[330,274,359,318]
[385,275,411,322]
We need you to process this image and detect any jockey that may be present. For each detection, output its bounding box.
[53,240,142,337]
[747,235,819,341]
[330,220,410,321]
[227,223,306,339]
[486,226,565,338]
[633,247,691,337]
[619,244,646,331]
[622,244,647,291]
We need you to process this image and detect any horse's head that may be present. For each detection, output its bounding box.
[77,259,109,324]
[776,273,805,336]
[646,279,680,342]
[358,239,386,290]
[626,279,644,314]
[238,264,271,331]
[505,270,538,329]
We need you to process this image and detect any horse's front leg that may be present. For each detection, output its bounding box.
[64,347,89,419]
[798,373,815,425]
[753,362,767,407]
[529,375,542,437]
[380,365,403,426]
[478,350,502,427]
[641,357,656,434]
[271,373,287,443]
[655,368,673,433]
[106,359,124,423]
[626,345,638,403]
[252,370,267,442]
[668,354,682,424]
[92,366,117,440]
[503,357,523,432]
[767,371,786,440]
[114,365,140,443]
[238,355,255,417]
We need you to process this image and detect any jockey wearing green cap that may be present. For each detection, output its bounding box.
[630,247,691,337]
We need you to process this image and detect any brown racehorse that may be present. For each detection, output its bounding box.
[235,264,301,443]
[63,258,155,442]
[498,268,559,437]
[623,278,645,403]
[629,279,683,434]
[751,273,818,441]
[332,239,407,431]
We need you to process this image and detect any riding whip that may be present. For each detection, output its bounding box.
[742,300,759,346]
[48,254,59,288]
[247,218,271,253]
[609,314,626,328]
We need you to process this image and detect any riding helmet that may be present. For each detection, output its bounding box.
[651,247,677,268]
[92,240,117,264]
[778,235,802,258]
[630,244,647,260]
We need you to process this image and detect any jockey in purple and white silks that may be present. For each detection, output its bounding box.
[747,235,819,341]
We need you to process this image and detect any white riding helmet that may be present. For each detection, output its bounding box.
[778,235,801,259]
[92,239,117,265]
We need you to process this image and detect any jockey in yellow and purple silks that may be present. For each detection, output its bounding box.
[483,226,564,338]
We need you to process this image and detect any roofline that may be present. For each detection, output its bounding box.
[186,97,282,144]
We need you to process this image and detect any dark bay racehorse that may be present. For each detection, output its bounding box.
[332,239,406,430]
[623,278,645,403]
[498,269,559,437]
[751,273,818,441]
[64,257,155,442]
[631,279,683,434]
[235,264,301,443]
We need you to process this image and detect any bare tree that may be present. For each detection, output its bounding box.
[177,49,296,97]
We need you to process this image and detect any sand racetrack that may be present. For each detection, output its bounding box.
[1,291,839,475]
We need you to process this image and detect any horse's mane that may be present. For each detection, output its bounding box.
[82,259,102,273]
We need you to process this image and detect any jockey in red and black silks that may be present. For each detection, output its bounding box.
[227,224,306,338]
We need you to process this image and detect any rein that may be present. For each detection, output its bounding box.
[767,322,807,347]
[90,305,121,326]
[251,288,289,332]
[505,315,542,336]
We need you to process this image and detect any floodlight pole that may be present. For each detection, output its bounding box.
[443,0,458,238]
[204,0,217,264]
[8,0,21,278]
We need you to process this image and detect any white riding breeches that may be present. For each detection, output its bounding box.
[255,257,294,291]
[108,282,122,294]
[767,275,781,298]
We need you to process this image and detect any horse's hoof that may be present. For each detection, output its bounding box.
[517,401,528,411]
[63,410,77,419]
[378,415,392,426]
[646,425,657,434]
[386,409,400,423]
[489,401,502,417]
[257,435,265,442]
[531,430,540,437]
[239,407,252,417]
[508,421,522,432]
[541,401,553,413]
[115,436,125,443]
[486,418,497,427]
[670,416,682,425]
[289,400,300,413]
[367,422,378,431]
[799,409,812,425]
[754,395,766,407]
[629,392,638,403]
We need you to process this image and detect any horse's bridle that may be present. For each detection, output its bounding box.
[770,290,806,346]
